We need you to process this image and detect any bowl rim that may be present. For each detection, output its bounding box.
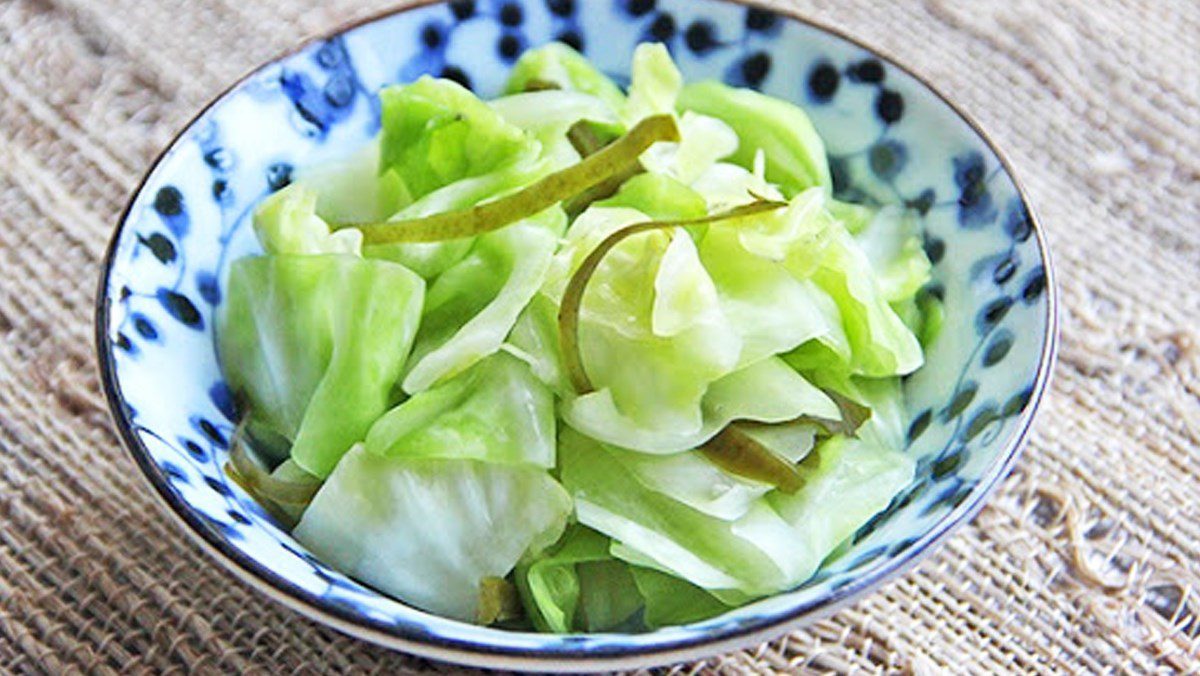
[93,0,1059,670]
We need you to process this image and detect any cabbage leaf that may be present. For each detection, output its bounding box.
[365,352,555,468]
[295,445,571,622]
[217,255,424,477]
[678,80,831,195]
[401,208,564,392]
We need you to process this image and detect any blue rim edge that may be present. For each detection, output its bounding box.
[93,0,1060,670]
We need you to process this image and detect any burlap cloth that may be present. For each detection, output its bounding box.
[1,0,1197,672]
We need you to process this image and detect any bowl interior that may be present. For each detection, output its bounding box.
[97,0,1053,668]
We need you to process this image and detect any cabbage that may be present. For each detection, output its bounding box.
[602,428,814,521]
[560,427,793,594]
[544,206,741,444]
[518,525,735,632]
[630,566,731,629]
[503,42,626,112]
[515,525,642,633]
[365,352,555,468]
[505,293,572,396]
[217,255,424,477]
[252,185,363,256]
[365,78,549,280]
[623,43,681,124]
[678,80,831,195]
[699,206,846,367]
[710,188,923,377]
[561,426,915,596]
[854,206,932,303]
[564,356,834,454]
[490,89,620,170]
[640,112,739,186]
[689,160,785,212]
[294,444,570,622]
[765,434,914,567]
[490,90,619,132]
[401,207,564,392]
[812,219,925,377]
[379,76,540,200]
[594,172,707,221]
[292,139,409,224]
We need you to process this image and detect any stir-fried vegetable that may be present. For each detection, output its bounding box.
[216,42,934,632]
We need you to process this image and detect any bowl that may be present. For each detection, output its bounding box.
[95,0,1057,670]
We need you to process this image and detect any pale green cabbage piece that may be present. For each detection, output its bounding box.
[811,217,925,377]
[560,426,793,593]
[490,90,619,132]
[594,172,707,221]
[623,42,682,124]
[294,444,571,622]
[564,356,835,454]
[854,205,933,303]
[252,185,363,256]
[561,425,915,596]
[808,372,909,451]
[217,255,424,478]
[367,77,550,280]
[698,202,847,368]
[365,352,555,468]
[630,566,731,629]
[720,188,922,377]
[602,427,815,521]
[515,525,642,633]
[401,208,564,393]
[292,139,409,224]
[678,80,832,196]
[542,206,742,444]
[504,42,627,111]
[640,112,739,185]
[764,434,914,564]
[489,89,620,171]
[689,160,785,212]
[517,525,734,632]
[505,293,571,396]
[379,76,540,200]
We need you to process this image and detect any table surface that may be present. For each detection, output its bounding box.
[1,0,1197,672]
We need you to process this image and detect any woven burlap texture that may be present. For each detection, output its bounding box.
[1,0,1197,672]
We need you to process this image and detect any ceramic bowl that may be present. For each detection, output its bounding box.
[95,0,1057,670]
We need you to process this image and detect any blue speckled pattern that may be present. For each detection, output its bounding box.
[96,0,1055,669]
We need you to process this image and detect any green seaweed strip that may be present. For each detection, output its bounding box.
[226,427,322,507]
[699,424,805,493]
[566,120,616,157]
[759,389,873,439]
[336,114,681,244]
[563,164,646,219]
[564,120,645,218]
[814,389,872,437]
[708,390,871,490]
[477,576,524,625]
[522,78,561,92]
